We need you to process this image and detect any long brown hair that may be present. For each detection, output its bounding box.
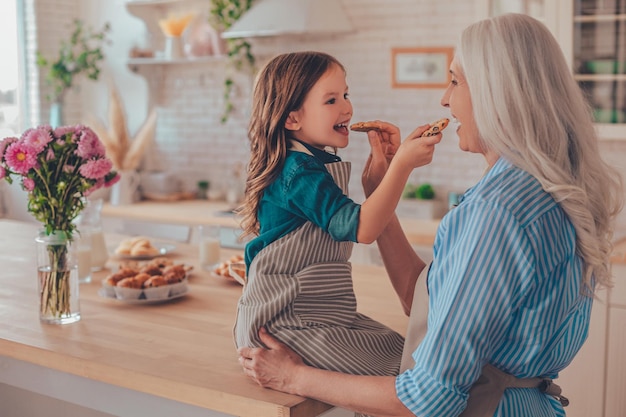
[239,51,345,238]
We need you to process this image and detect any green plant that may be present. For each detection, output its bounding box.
[36,19,111,103]
[209,0,256,123]
[403,183,435,200]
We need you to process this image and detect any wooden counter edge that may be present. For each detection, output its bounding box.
[0,339,333,417]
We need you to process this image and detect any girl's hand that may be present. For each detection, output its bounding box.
[238,327,306,393]
[393,124,443,170]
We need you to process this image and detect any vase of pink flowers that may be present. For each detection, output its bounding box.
[0,125,119,324]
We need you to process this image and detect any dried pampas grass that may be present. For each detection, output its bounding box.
[87,82,157,171]
[107,86,130,163]
[123,109,156,170]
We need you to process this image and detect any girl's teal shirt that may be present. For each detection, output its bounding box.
[244,142,360,267]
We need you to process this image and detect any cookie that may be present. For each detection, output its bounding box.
[349,121,382,132]
[420,118,449,137]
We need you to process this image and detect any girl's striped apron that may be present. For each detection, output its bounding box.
[234,156,404,377]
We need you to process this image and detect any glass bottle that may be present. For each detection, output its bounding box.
[78,198,109,271]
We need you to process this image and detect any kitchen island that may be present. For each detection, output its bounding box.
[0,219,408,417]
[101,200,441,246]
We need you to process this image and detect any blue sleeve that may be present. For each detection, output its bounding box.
[395,200,533,417]
[268,156,360,242]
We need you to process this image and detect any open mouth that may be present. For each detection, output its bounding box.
[334,122,349,134]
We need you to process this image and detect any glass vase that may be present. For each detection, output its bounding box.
[36,231,81,324]
[49,100,64,128]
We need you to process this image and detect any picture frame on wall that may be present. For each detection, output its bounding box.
[391,47,454,88]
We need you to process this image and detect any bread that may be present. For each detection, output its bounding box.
[420,118,449,137]
[115,236,160,257]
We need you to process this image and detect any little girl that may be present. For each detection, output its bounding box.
[234,51,442,376]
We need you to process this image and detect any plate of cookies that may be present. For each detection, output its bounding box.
[113,236,176,260]
[99,257,193,304]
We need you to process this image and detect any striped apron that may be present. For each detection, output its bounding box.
[234,155,404,377]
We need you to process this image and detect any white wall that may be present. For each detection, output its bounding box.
[5,0,626,230]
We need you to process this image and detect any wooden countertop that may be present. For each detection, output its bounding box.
[0,219,408,417]
[102,200,440,247]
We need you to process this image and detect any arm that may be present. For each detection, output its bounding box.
[377,215,426,315]
[239,327,417,417]
[360,125,429,314]
[356,122,441,244]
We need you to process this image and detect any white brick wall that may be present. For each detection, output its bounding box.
[25,0,626,229]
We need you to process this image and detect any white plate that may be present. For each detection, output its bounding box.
[114,242,177,260]
[98,287,188,304]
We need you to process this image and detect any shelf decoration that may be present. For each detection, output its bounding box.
[88,83,157,172]
[209,0,256,123]
[159,12,195,60]
[36,19,111,126]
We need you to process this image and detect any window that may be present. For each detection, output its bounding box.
[0,0,21,137]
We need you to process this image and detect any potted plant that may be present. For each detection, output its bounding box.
[397,183,444,220]
[36,19,111,126]
[209,0,256,123]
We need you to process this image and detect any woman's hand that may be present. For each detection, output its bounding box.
[238,327,306,394]
[361,121,401,197]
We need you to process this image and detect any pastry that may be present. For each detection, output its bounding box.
[140,264,164,276]
[133,273,152,286]
[145,275,168,287]
[117,276,143,289]
[163,264,186,282]
[105,267,139,286]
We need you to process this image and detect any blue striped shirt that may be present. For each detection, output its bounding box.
[396,158,590,417]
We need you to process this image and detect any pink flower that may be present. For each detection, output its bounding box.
[22,177,35,191]
[79,158,113,179]
[22,127,52,152]
[104,172,121,187]
[84,178,104,196]
[4,142,39,174]
[0,137,18,161]
[75,127,105,159]
[54,125,79,141]
[46,148,56,161]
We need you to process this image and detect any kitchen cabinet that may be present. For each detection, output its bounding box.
[479,0,626,140]
[558,262,626,417]
[605,263,626,417]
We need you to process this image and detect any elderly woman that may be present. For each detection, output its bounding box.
[237,13,623,417]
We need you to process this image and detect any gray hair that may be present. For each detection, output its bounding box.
[457,13,623,289]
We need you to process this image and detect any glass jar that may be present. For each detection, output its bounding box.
[77,198,109,271]
[36,231,80,324]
